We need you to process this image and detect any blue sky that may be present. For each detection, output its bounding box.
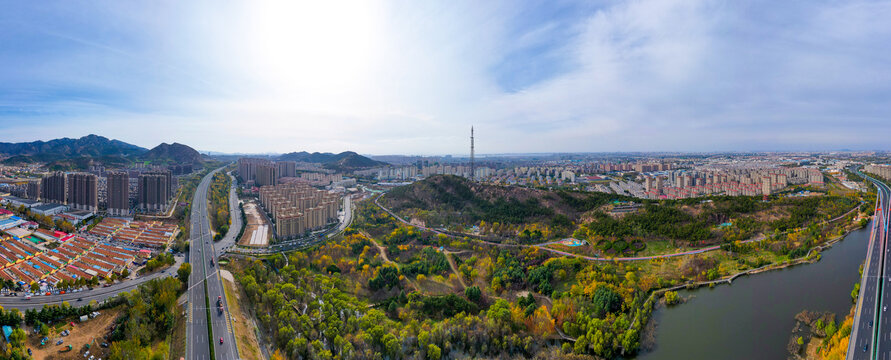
[1,0,890,154]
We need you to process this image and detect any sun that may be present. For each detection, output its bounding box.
[242,1,386,97]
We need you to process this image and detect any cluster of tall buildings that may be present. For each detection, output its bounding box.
[136,171,175,213]
[641,167,823,199]
[599,162,674,173]
[237,158,298,186]
[36,172,98,212]
[376,164,494,181]
[865,164,891,181]
[486,166,579,186]
[258,180,341,240]
[297,172,343,186]
[22,169,177,215]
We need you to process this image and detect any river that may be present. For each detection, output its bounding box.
[636,219,872,360]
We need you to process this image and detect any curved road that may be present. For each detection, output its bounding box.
[847,171,890,360]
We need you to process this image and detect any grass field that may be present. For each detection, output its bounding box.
[221,269,264,360]
[168,301,187,360]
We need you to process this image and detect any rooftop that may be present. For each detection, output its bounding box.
[32,203,66,212]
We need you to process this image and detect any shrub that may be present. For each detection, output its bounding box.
[664,291,680,305]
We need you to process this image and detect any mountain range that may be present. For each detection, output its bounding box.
[277,151,387,170]
[0,135,204,169]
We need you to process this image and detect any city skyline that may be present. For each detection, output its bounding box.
[2,0,891,154]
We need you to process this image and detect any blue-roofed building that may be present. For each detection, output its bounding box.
[2,325,11,342]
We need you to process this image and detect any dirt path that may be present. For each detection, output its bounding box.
[361,230,393,264]
[514,291,576,342]
[445,252,467,289]
[360,230,422,292]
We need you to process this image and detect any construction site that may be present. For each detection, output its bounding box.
[238,201,270,247]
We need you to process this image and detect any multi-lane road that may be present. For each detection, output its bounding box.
[186,167,241,360]
[849,171,891,360]
[876,176,891,360]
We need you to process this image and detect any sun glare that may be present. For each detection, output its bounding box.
[244,1,385,97]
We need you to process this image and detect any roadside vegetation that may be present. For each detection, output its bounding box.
[209,171,232,240]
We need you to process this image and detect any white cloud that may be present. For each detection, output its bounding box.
[3,0,891,154]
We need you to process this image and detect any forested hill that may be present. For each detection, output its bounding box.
[140,142,203,164]
[0,135,202,169]
[380,174,633,225]
[0,134,146,159]
[276,150,386,170]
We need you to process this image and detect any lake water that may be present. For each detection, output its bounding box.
[636,219,872,360]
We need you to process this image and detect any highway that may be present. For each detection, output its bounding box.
[848,171,890,360]
[873,176,891,360]
[186,167,240,360]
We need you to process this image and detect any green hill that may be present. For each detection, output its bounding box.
[381,175,631,225]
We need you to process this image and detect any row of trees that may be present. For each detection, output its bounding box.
[3,203,78,233]
[208,171,231,240]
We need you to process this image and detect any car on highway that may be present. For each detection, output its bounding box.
[77,298,83,302]
[219,337,223,344]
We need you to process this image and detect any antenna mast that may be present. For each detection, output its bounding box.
[470,126,475,180]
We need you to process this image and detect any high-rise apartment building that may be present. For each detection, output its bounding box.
[238,158,268,184]
[138,172,170,213]
[26,180,41,200]
[106,171,130,216]
[276,160,297,179]
[67,173,98,212]
[256,163,277,186]
[258,181,340,240]
[866,164,891,180]
[41,172,67,204]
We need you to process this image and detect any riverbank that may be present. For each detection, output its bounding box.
[637,219,866,329]
[637,215,873,360]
